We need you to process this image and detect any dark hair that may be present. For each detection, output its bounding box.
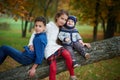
[34,16,46,26]
[54,9,69,22]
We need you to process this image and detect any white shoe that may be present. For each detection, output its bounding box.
[73,64,81,68]
[70,76,77,80]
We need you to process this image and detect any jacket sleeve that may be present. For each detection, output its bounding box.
[33,37,47,65]
[76,32,82,41]
[58,31,66,42]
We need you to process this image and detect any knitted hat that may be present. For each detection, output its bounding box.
[68,15,77,25]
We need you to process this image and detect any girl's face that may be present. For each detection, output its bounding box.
[66,19,75,27]
[34,21,45,34]
[56,14,68,27]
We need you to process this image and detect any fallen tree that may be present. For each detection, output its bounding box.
[0,36,120,80]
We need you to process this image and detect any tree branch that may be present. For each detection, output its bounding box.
[0,36,120,80]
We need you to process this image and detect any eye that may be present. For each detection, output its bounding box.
[39,25,41,27]
[65,19,67,21]
[35,25,42,27]
[61,17,63,20]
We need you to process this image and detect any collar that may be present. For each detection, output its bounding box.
[65,25,75,29]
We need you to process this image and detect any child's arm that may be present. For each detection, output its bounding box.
[28,32,35,46]
[28,32,36,51]
[29,34,47,78]
[79,40,91,48]
[79,40,84,45]
[77,32,91,48]
[84,43,91,48]
[58,31,71,42]
[76,32,83,44]
[58,31,67,41]
[28,64,38,78]
[29,45,34,51]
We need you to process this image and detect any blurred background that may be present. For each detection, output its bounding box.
[0,0,120,80]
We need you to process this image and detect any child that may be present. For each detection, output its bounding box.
[0,16,47,77]
[28,10,77,80]
[58,15,91,68]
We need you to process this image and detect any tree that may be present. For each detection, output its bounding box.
[0,36,120,80]
[0,0,32,37]
[70,0,120,40]
[0,0,58,37]
[104,0,120,39]
[93,0,100,41]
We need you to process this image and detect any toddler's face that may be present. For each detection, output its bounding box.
[34,21,45,34]
[66,19,75,27]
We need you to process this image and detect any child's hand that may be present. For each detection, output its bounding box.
[79,40,84,45]
[84,43,91,48]
[28,68,36,78]
[65,38,70,42]
[29,45,34,51]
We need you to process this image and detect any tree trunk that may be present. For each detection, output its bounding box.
[28,22,33,32]
[93,0,100,41]
[100,14,106,38]
[22,20,28,38]
[0,37,120,80]
[28,7,34,33]
[105,6,116,39]
[105,16,116,39]
[118,23,120,33]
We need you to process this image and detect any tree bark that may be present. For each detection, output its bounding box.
[0,37,120,80]
[105,6,116,39]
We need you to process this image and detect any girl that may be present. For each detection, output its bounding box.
[28,10,77,80]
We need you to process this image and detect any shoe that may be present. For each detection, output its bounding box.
[85,53,90,59]
[74,63,80,68]
[70,76,77,80]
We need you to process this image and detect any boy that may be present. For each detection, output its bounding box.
[0,16,47,77]
[58,15,90,68]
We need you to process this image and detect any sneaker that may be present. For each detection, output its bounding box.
[85,53,90,59]
[74,63,79,68]
[70,76,77,80]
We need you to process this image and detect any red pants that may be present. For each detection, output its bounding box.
[47,48,74,80]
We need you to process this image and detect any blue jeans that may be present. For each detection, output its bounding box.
[0,45,34,65]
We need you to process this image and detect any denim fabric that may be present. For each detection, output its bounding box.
[0,45,34,65]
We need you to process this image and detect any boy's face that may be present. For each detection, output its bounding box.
[66,19,75,27]
[34,21,45,34]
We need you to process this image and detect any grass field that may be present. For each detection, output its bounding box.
[0,17,120,80]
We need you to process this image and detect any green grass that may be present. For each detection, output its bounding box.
[43,57,120,80]
[0,17,120,80]
[74,57,120,80]
[0,17,32,49]
[0,30,29,50]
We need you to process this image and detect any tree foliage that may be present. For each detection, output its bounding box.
[0,0,58,37]
[70,0,120,40]
[0,0,120,38]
